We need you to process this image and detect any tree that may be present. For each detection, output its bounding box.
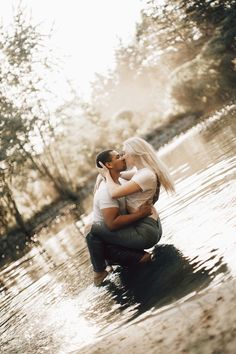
[0,6,75,235]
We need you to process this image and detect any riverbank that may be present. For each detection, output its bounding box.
[77,277,236,354]
[0,111,202,261]
[144,111,202,150]
[0,200,80,264]
[0,108,222,264]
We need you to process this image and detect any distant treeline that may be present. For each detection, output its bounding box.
[0,7,81,237]
[1,0,236,239]
[88,0,236,119]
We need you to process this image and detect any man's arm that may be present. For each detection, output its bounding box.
[101,202,151,231]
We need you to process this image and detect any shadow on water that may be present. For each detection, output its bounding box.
[104,244,228,321]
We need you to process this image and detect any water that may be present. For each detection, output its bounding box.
[1,106,236,354]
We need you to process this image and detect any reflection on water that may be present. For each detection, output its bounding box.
[0,105,236,353]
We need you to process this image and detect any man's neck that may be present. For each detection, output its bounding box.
[110,170,120,184]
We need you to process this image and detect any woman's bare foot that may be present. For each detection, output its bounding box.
[139,252,151,264]
[93,270,108,286]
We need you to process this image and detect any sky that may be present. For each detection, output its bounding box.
[0,0,144,99]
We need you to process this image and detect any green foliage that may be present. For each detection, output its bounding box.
[2,0,236,237]
[182,0,236,29]
[0,6,73,235]
[87,0,236,121]
[0,9,46,233]
[0,10,44,166]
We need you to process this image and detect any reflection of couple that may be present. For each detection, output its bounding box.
[86,137,175,286]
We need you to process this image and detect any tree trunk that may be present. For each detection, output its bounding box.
[5,182,29,235]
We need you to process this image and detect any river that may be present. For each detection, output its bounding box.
[1,105,236,354]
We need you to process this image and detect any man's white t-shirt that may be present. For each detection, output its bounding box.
[93,180,126,223]
[125,167,158,210]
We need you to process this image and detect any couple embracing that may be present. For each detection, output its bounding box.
[86,137,175,286]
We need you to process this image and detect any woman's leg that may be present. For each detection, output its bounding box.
[86,218,162,285]
[86,232,146,272]
[91,217,162,250]
[104,244,145,267]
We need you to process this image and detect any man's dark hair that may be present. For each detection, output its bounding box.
[96,149,113,168]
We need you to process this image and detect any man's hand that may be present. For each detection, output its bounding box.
[102,202,153,231]
[138,201,152,217]
[152,187,160,204]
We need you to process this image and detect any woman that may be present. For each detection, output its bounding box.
[88,137,175,285]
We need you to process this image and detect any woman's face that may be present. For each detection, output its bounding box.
[122,147,135,168]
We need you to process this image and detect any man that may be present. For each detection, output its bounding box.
[86,149,153,286]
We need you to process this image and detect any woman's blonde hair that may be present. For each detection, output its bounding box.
[123,137,175,194]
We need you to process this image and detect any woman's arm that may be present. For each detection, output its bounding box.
[120,168,136,180]
[107,174,141,198]
[94,173,104,193]
[99,162,142,198]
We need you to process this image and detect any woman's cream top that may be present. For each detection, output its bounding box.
[124,167,159,219]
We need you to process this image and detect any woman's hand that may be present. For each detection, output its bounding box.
[94,173,104,193]
[98,161,111,179]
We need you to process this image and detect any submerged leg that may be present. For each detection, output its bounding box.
[86,232,148,286]
[104,244,145,267]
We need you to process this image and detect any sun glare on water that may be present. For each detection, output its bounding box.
[1,0,143,99]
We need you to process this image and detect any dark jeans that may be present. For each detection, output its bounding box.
[86,217,162,272]
[105,243,145,268]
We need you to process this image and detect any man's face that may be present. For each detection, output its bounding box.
[107,150,126,172]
